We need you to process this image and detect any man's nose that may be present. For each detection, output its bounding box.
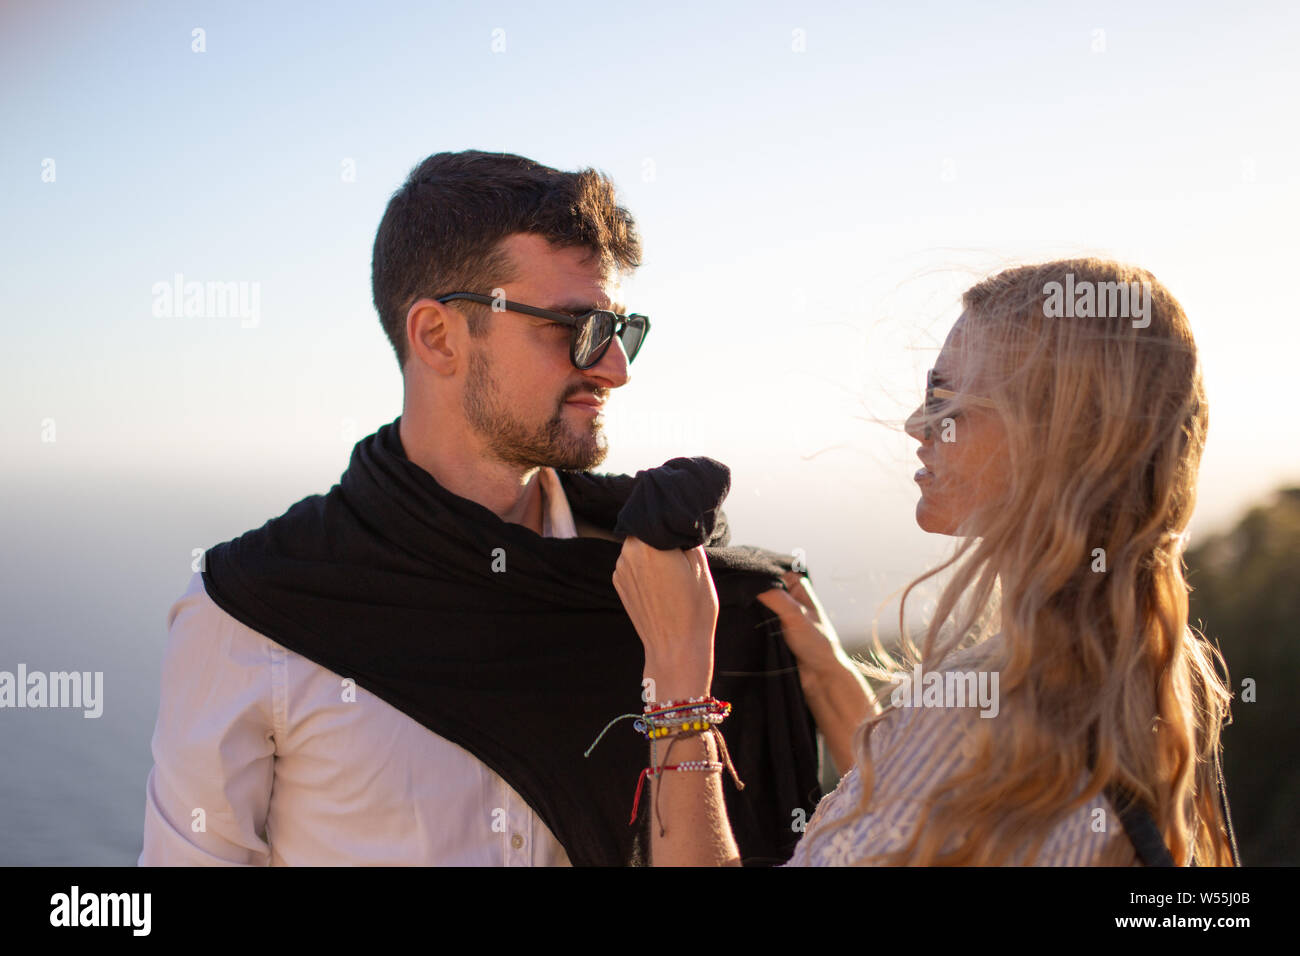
[584,332,631,388]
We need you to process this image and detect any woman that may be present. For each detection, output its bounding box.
[612,258,1235,866]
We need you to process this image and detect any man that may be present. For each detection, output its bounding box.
[139,150,821,866]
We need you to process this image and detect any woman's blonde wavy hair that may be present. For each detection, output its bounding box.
[805,258,1234,865]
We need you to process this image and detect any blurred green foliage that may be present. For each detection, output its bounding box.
[1186,486,1300,866]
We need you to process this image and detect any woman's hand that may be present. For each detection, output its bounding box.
[612,537,719,702]
[757,571,879,774]
[756,572,851,693]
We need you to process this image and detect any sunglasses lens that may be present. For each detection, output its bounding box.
[571,313,649,368]
[619,316,646,363]
[926,390,950,420]
[574,313,615,368]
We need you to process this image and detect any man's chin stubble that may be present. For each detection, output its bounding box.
[481,411,608,472]
[540,414,608,471]
[462,349,609,471]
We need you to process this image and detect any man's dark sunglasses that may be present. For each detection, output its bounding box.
[435,293,650,371]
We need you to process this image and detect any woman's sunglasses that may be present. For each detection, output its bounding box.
[923,369,996,438]
[924,368,996,418]
[435,292,650,371]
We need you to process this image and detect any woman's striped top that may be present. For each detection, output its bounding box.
[783,634,1139,866]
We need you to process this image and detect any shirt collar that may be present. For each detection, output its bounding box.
[538,467,578,539]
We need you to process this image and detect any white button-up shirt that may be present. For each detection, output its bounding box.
[139,467,582,866]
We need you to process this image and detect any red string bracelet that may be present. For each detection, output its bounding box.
[629,762,725,823]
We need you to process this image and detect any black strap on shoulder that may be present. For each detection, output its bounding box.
[1092,738,1240,867]
[1082,635,1241,867]
[1103,781,1176,866]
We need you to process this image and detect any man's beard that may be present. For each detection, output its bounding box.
[462,347,608,471]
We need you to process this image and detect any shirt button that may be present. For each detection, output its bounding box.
[510,833,525,850]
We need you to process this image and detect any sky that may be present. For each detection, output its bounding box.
[3,0,1299,642]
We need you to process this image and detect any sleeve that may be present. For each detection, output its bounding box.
[138,574,277,866]
[784,704,978,866]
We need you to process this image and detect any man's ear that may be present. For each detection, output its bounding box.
[406,299,461,375]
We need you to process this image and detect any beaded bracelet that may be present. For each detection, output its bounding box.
[639,708,727,724]
[642,699,732,733]
[644,695,729,710]
[643,696,732,719]
[643,715,726,739]
[652,760,724,775]
[585,695,728,757]
[645,695,714,711]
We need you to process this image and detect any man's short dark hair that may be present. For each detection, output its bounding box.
[371,150,642,371]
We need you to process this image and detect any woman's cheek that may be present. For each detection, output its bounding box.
[933,446,976,533]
